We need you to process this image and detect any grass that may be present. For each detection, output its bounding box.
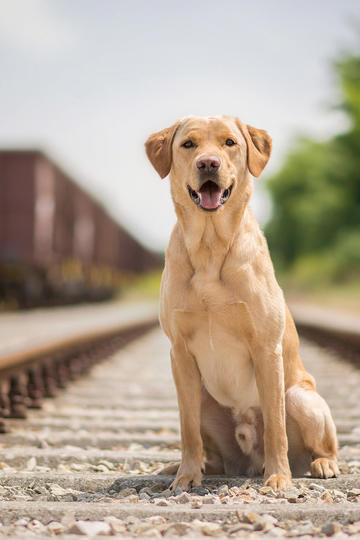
[121,269,162,300]
[279,275,360,314]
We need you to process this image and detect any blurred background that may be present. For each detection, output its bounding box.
[0,0,359,310]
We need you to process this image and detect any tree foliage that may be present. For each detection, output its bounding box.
[265,53,360,284]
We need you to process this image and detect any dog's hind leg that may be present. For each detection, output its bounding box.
[234,407,264,476]
[201,387,249,475]
[286,382,339,478]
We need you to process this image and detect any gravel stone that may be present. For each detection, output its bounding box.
[154,498,170,506]
[320,491,334,503]
[164,522,193,536]
[47,521,65,535]
[195,521,223,536]
[139,487,154,496]
[236,511,262,524]
[160,488,172,498]
[27,519,47,533]
[142,527,162,537]
[282,487,301,501]
[217,484,229,496]
[14,518,29,526]
[253,519,274,532]
[226,523,254,534]
[286,520,319,537]
[146,516,167,526]
[67,520,111,536]
[267,528,286,537]
[119,487,137,497]
[346,521,360,534]
[202,495,216,504]
[190,496,203,509]
[189,486,210,496]
[175,492,191,504]
[124,494,139,503]
[26,457,37,471]
[308,482,327,492]
[347,488,360,496]
[321,522,341,536]
[47,483,69,497]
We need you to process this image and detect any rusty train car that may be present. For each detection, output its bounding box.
[0,150,162,307]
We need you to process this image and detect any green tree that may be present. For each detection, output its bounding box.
[265,53,360,284]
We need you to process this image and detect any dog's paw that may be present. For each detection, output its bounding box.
[310,458,339,479]
[170,465,202,491]
[265,474,292,491]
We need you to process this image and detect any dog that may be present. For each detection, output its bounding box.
[145,115,339,491]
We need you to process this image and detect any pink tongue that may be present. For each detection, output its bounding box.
[200,186,222,209]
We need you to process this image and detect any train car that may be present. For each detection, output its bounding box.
[0,150,162,308]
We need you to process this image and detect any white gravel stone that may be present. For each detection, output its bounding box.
[267,528,286,537]
[190,496,203,509]
[48,483,69,497]
[104,516,127,535]
[47,521,65,535]
[217,484,229,496]
[196,521,223,536]
[202,495,216,504]
[27,519,47,533]
[142,529,162,538]
[175,492,191,504]
[26,457,37,471]
[164,522,194,536]
[154,498,170,506]
[67,520,111,536]
[308,482,327,492]
[14,518,29,526]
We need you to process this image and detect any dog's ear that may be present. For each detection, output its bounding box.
[236,119,272,177]
[145,122,180,179]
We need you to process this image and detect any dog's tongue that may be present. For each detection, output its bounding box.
[199,182,222,209]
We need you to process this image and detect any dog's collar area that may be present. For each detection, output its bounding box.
[187,181,233,211]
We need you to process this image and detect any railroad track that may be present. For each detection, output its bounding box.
[0,303,359,538]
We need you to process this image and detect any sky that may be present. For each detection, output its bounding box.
[0,0,359,251]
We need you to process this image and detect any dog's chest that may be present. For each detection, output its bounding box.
[170,240,260,412]
[180,309,259,412]
[188,252,240,308]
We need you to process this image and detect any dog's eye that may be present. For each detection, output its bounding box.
[225,138,236,147]
[182,140,194,149]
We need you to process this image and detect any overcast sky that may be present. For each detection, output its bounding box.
[0,0,359,250]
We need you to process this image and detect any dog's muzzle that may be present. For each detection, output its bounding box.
[187,180,233,211]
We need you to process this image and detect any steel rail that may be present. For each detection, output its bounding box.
[291,303,360,367]
[0,314,158,432]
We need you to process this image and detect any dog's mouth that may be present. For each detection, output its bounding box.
[187,181,233,211]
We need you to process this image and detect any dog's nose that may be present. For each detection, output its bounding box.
[196,155,221,172]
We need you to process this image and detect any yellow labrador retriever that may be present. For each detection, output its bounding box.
[145,116,339,491]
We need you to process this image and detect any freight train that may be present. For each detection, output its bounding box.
[0,150,162,308]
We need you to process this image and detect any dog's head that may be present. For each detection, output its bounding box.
[145,115,271,213]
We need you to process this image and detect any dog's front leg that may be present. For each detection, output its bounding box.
[253,344,292,491]
[170,343,203,490]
